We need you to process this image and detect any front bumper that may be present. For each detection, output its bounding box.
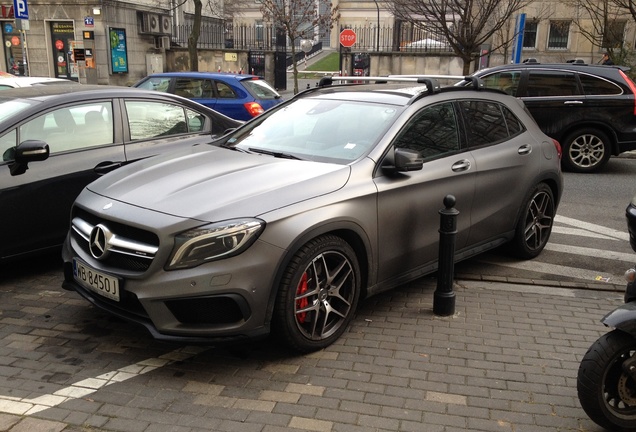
[61,197,287,344]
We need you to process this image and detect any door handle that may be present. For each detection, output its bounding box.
[451,159,471,172]
[564,100,584,105]
[518,144,532,155]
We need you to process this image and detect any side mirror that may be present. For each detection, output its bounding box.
[395,148,424,171]
[383,147,423,173]
[8,140,49,176]
[15,140,50,163]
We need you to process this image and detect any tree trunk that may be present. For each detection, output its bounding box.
[462,57,472,75]
[291,43,299,94]
[188,0,202,71]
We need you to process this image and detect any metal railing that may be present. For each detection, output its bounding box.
[170,23,454,53]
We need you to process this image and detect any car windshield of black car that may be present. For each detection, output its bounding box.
[0,99,34,122]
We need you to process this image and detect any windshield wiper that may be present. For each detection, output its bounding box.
[248,147,302,160]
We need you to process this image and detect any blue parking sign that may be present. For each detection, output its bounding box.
[13,0,28,20]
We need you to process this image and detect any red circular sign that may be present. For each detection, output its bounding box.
[11,36,20,46]
[339,29,357,48]
[55,40,64,50]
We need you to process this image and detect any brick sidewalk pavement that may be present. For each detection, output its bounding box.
[0,265,618,431]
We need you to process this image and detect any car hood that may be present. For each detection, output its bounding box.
[86,145,351,222]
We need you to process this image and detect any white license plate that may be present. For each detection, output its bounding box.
[73,259,120,302]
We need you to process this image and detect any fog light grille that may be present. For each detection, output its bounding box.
[166,295,249,325]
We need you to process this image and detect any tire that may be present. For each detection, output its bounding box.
[272,235,361,353]
[509,183,555,259]
[562,128,611,173]
[577,330,636,432]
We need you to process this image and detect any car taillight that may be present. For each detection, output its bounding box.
[552,138,562,161]
[244,102,264,117]
[619,70,636,116]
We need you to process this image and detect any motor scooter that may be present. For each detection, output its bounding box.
[577,196,636,431]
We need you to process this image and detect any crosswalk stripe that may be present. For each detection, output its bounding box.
[555,215,629,241]
[544,243,635,263]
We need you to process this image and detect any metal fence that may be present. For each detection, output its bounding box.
[171,23,454,54]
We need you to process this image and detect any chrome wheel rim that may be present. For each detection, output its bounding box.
[294,251,355,341]
[569,134,605,169]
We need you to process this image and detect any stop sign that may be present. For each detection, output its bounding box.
[340,29,357,48]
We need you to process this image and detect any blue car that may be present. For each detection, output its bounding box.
[134,72,284,121]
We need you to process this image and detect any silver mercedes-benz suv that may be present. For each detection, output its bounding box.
[62,76,563,352]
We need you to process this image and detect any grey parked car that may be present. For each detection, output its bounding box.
[62,76,563,352]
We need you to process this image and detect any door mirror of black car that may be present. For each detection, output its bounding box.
[15,140,50,163]
[8,140,50,176]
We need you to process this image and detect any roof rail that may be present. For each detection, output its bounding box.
[317,74,471,94]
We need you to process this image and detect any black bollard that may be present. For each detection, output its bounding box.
[434,195,458,316]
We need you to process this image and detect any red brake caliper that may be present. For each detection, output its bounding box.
[296,272,309,323]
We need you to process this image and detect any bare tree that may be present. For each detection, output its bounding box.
[387,0,533,74]
[259,0,340,93]
[566,0,628,61]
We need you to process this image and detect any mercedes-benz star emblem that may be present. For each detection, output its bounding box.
[89,224,112,260]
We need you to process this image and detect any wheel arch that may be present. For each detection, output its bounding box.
[263,221,373,327]
[558,122,620,156]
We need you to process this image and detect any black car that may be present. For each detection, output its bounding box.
[0,85,240,261]
[468,62,636,173]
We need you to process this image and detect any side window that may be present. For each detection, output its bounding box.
[0,129,17,161]
[216,81,236,99]
[186,108,205,132]
[482,71,521,96]
[502,106,525,136]
[526,71,580,97]
[394,102,460,160]
[200,80,214,98]
[459,100,509,147]
[174,78,200,98]
[19,102,113,153]
[579,74,623,95]
[126,101,188,140]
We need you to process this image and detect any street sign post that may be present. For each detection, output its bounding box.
[339,29,356,48]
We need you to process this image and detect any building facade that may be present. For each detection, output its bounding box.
[0,0,633,83]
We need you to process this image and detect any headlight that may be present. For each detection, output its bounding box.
[166,218,264,270]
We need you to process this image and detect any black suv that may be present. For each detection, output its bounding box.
[469,62,636,173]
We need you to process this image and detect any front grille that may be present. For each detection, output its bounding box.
[71,207,160,273]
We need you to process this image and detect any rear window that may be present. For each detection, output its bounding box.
[579,73,623,95]
[242,78,280,100]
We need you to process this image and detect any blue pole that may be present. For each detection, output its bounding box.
[511,13,526,64]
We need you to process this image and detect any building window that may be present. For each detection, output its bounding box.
[255,20,264,43]
[523,20,538,49]
[603,20,625,49]
[548,21,570,49]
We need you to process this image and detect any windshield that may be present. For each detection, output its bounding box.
[0,99,35,122]
[223,97,399,164]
